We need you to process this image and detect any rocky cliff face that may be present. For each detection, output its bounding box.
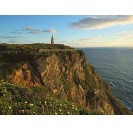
[9,63,43,87]
[6,48,130,115]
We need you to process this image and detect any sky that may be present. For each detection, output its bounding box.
[0,15,133,47]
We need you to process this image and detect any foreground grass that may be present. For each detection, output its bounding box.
[0,80,103,115]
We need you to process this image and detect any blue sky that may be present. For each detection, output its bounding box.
[1,15,133,47]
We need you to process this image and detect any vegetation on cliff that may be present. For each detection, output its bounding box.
[0,43,132,115]
[0,80,102,115]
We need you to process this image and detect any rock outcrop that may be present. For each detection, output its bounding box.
[2,45,130,115]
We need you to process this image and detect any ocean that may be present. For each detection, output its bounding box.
[81,48,133,110]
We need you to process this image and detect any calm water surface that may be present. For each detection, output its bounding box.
[81,48,133,109]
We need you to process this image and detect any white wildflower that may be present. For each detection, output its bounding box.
[59,109,62,112]
[44,101,47,104]
[30,103,33,106]
[60,104,62,106]
[33,112,35,114]
[72,104,75,109]
[9,106,11,109]
[55,112,57,115]
[42,106,44,108]
[25,101,27,104]
[67,111,70,114]
[22,110,25,112]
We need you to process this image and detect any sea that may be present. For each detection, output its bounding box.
[81,48,133,110]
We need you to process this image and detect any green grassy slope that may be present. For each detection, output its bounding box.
[0,80,103,115]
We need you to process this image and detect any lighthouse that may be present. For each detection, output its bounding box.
[51,35,54,45]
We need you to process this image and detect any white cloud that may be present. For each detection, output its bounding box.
[24,26,40,31]
[43,28,56,33]
[118,31,133,38]
[67,31,133,47]
[0,36,22,38]
[66,36,103,47]
[23,26,56,34]
[9,40,19,43]
[11,31,22,34]
[28,31,42,34]
[70,15,133,30]
[23,26,42,34]
[79,36,101,41]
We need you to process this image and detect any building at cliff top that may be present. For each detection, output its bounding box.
[51,35,54,45]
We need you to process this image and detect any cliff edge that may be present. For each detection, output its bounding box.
[0,43,131,114]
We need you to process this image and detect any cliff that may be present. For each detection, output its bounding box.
[0,43,131,115]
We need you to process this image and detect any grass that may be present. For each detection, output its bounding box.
[0,43,77,80]
[0,80,103,115]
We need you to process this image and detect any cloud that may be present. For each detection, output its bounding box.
[104,31,133,47]
[23,26,40,31]
[66,30,133,47]
[59,40,67,43]
[28,31,42,34]
[78,36,101,41]
[23,26,42,34]
[0,36,22,39]
[118,31,133,38]
[43,29,56,33]
[9,40,19,43]
[66,36,103,47]
[23,26,56,34]
[11,30,22,34]
[70,15,133,30]
[11,32,22,34]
